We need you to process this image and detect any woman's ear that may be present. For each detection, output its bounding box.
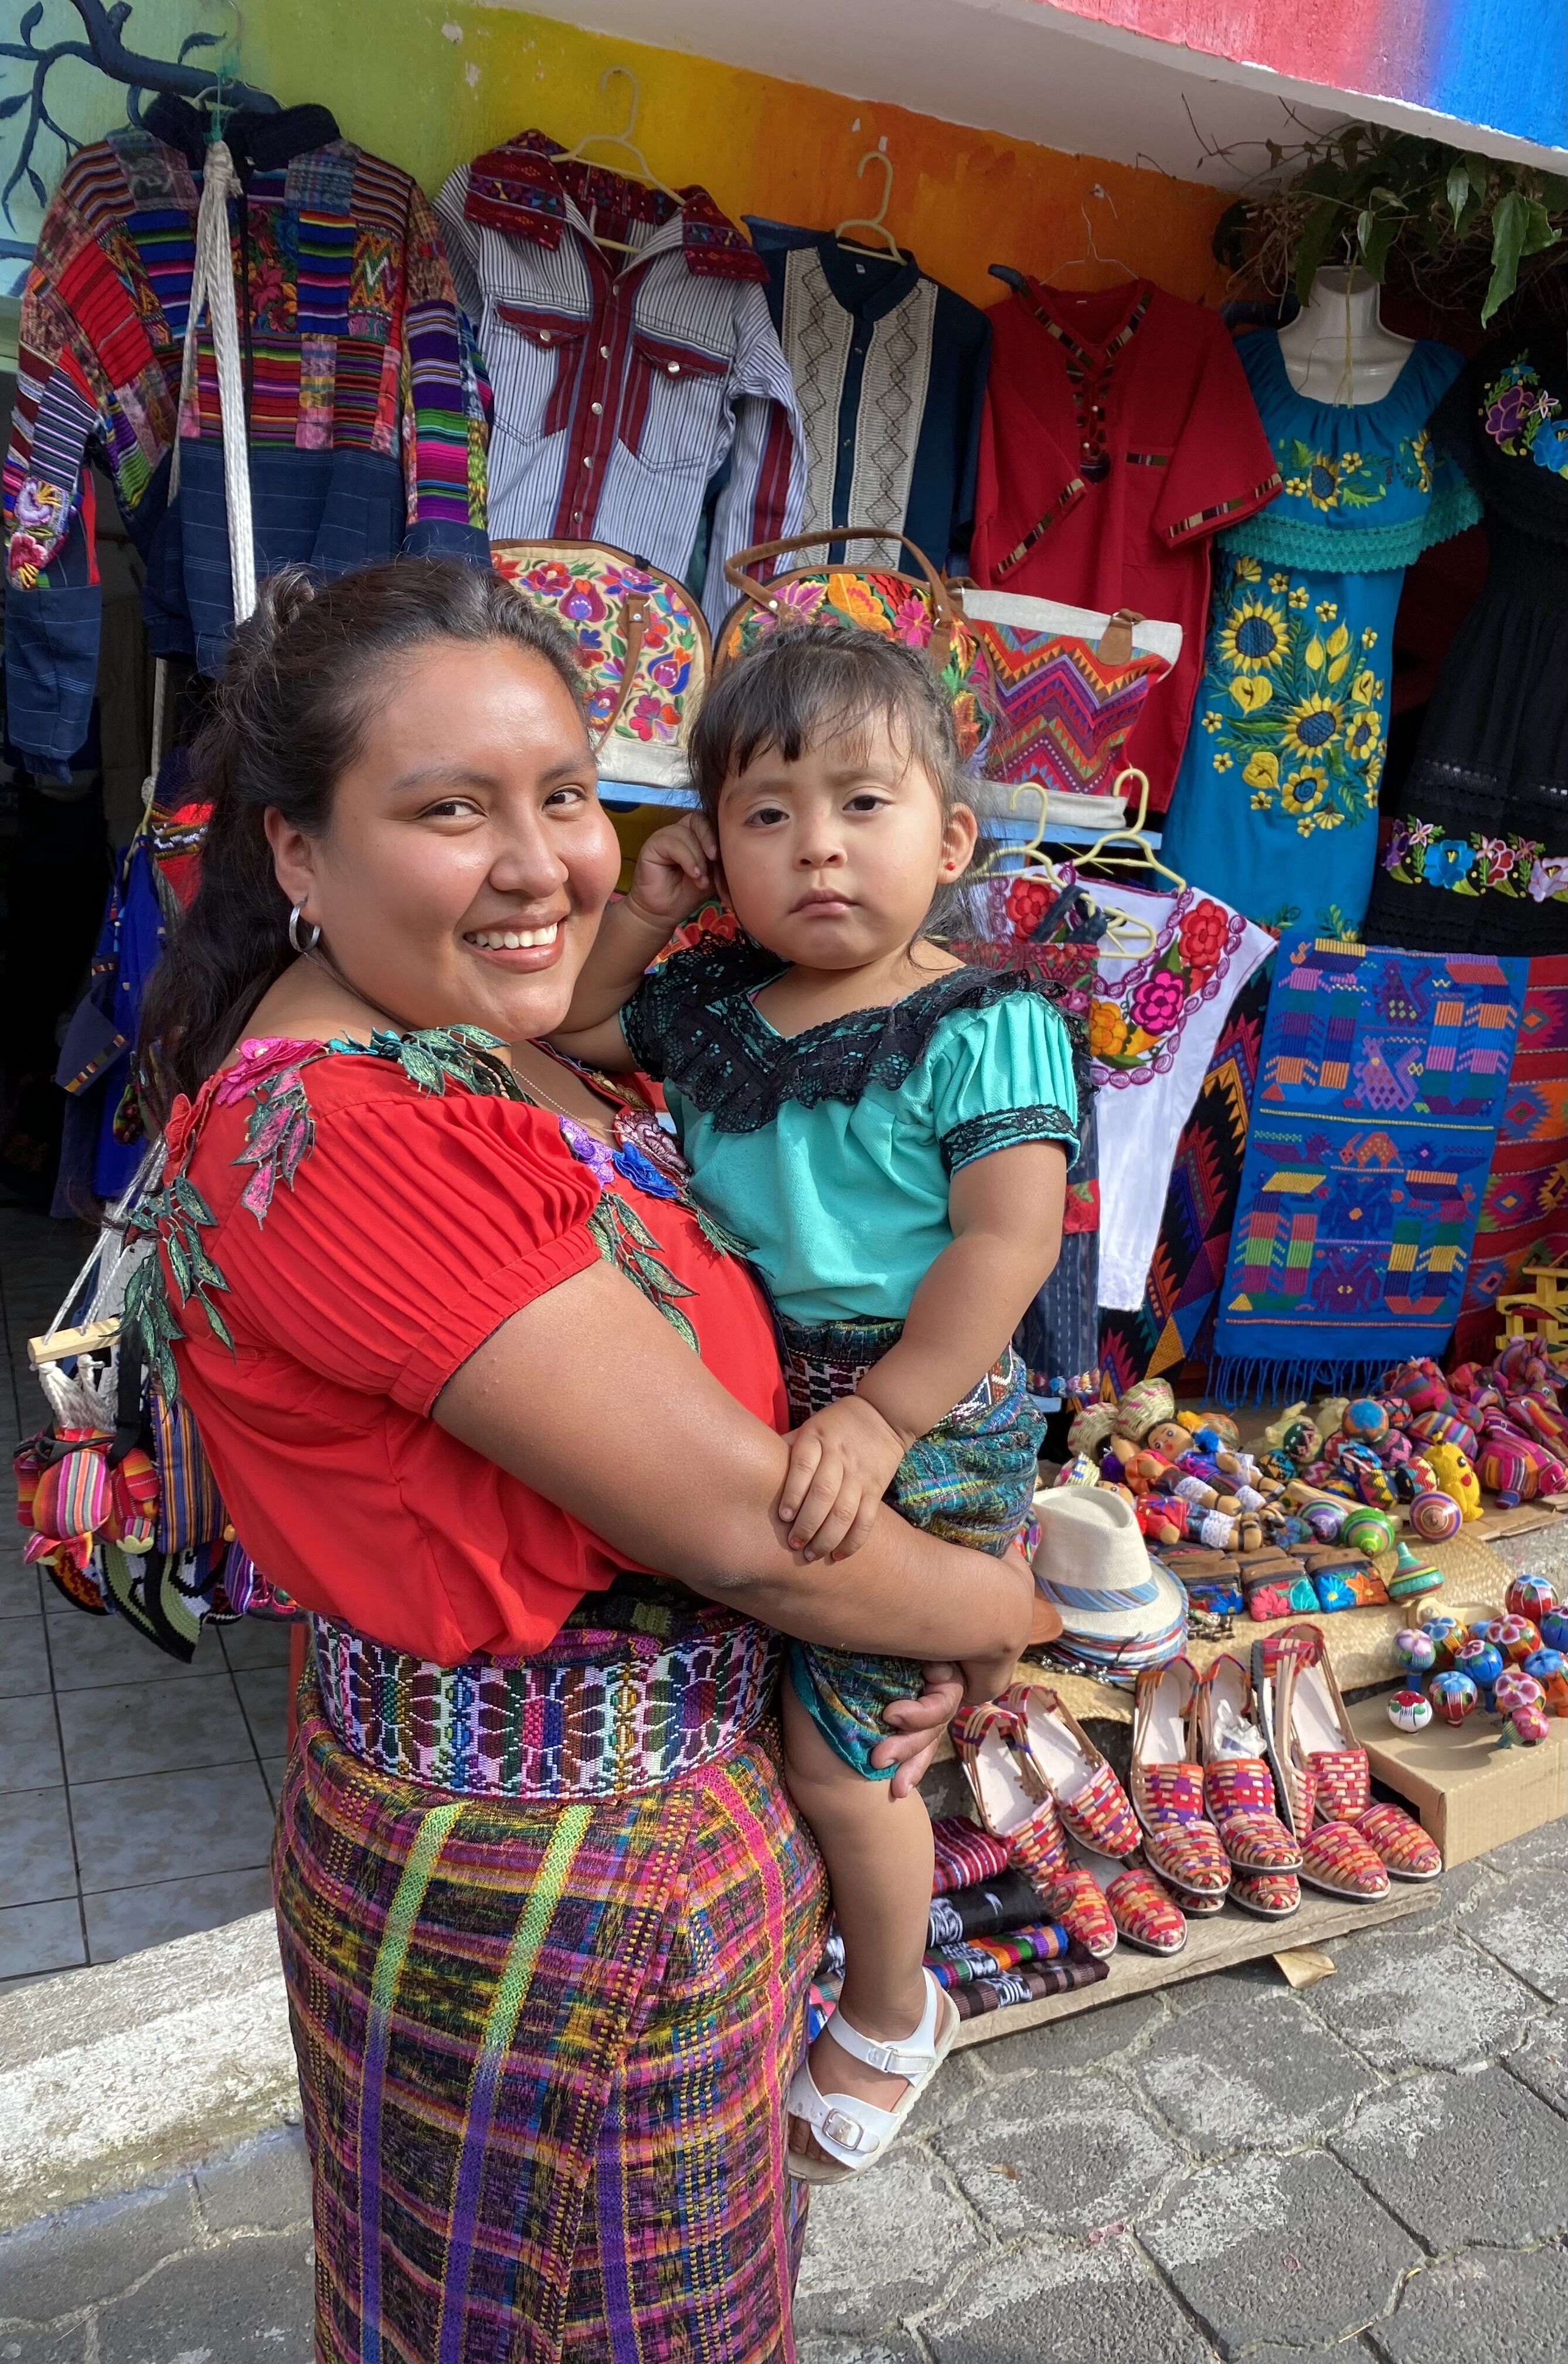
[264,806,319,916]
[940,801,980,879]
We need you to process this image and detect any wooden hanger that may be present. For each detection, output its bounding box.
[559,67,683,254]
[835,150,902,259]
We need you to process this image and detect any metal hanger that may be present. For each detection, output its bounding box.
[1043,185,1138,286]
[559,67,684,254]
[835,150,902,259]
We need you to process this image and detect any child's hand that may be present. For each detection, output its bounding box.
[624,816,719,930]
[779,1397,909,1562]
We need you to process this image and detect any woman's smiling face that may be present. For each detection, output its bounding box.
[266,639,621,1041]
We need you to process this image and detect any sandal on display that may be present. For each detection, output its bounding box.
[1076,1845,1188,1956]
[950,1702,1117,1959]
[786,1969,959,2183]
[1227,1867,1302,1921]
[1131,1658,1230,1902]
[1197,1656,1302,1875]
[998,1679,1141,1859]
[1251,1629,1391,1900]
[1259,1625,1442,1884]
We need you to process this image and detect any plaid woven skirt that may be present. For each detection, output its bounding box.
[274,1604,825,2364]
[778,1316,1045,1777]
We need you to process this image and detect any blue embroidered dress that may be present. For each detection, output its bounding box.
[1161,333,1479,935]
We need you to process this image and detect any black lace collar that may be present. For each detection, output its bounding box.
[629,935,1080,1134]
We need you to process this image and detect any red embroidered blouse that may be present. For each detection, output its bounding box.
[971,281,1280,810]
[158,1040,788,1665]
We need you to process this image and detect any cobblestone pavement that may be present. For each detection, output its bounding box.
[0,1819,1562,2362]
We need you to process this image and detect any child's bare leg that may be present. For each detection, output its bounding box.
[783,1683,938,2151]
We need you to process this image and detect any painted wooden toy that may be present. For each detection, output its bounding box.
[1429,1669,1479,1724]
[1342,1508,1396,1556]
[1424,1443,1483,1520]
[1409,1489,1464,1543]
[1453,1638,1505,1704]
[1522,1649,1568,1716]
[1494,1669,1545,1717]
[1387,1542,1443,1601]
[1505,1574,1559,1622]
[1388,1689,1433,1733]
[1502,1702,1552,1747]
[1492,1614,1542,1665]
[1540,1607,1568,1653]
[1419,1612,1465,1666]
[1306,1500,1346,1543]
[1393,1627,1438,1673]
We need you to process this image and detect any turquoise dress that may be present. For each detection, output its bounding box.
[622,936,1080,1774]
[1161,334,1479,936]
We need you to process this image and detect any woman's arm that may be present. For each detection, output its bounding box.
[434,1259,1031,1689]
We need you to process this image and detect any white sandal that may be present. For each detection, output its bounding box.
[785,1969,958,2183]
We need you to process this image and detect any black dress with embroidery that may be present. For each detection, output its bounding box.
[1366,337,1568,955]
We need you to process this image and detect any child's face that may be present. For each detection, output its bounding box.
[715,716,977,970]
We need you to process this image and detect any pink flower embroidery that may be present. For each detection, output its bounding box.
[216,1038,317,1105]
[1528,856,1568,903]
[1128,969,1187,1036]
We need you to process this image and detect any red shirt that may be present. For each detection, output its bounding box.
[971,281,1280,810]
[159,1038,788,1664]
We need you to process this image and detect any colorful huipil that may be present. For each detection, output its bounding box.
[1366,338,1568,956]
[3,99,489,772]
[971,280,1280,809]
[1162,332,1479,937]
[434,133,804,629]
[747,219,992,572]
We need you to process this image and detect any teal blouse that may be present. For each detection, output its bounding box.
[621,940,1080,1323]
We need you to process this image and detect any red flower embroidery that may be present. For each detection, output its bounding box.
[1006,876,1055,938]
[1178,901,1229,969]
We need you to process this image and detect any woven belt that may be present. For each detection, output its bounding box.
[311,1592,781,1800]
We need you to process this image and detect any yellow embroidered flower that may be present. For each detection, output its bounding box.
[1230,675,1273,713]
[1288,585,1310,609]
[1250,790,1271,811]
[1089,1000,1129,1058]
[1407,429,1434,492]
[1201,711,1224,734]
[1233,554,1263,582]
[1213,751,1234,771]
[1360,626,1378,647]
[1283,693,1342,756]
[1315,600,1338,623]
[1243,750,1280,789]
[1281,766,1329,817]
[1325,622,1352,683]
[832,575,891,633]
[1304,457,1340,511]
[1285,476,1309,498]
[1216,597,1288,673]
[1351,668,1378,705]
[1269,572,1290,593]
[1344,709,1381,764]
[1305,636,1326,671]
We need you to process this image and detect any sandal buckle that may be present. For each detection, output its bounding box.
[821,2107,870,2152]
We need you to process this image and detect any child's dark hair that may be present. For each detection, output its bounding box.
[138,556,584,1122]
[690,622,970,823]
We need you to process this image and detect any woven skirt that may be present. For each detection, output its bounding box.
[273,1587,826,2364]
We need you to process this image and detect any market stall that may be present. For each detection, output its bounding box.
[5,0,1566,2035]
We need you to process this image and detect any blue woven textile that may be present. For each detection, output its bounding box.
[1212,935,1527,1398]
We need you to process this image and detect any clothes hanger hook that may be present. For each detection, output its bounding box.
[857,148,894,227]
[597,63,640,147]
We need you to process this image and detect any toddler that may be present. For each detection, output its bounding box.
[555,624,1076,2178]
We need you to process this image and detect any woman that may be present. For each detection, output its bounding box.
[134,559,1030,2364]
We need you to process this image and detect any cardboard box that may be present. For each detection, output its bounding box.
[1348,1693,1567,1867]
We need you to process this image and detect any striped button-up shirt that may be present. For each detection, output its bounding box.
[436,134,804,628]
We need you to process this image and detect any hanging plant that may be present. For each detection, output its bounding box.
[1213,124,1567,325]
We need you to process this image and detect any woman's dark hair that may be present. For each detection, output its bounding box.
[138,557,586,1121]
[690,621,968,822]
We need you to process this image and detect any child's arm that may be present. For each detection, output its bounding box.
[779,1142,1068,1560]
[549,814,718,1071]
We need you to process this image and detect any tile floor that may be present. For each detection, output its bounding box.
[2,1203,291,1986]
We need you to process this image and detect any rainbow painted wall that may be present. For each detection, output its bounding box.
[1049,0,1566,155]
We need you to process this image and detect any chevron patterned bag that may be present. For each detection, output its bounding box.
[958,591,1181,804]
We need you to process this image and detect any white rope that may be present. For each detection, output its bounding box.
[172,138,256,624]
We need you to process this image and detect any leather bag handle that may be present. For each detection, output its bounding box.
[589,591,652,750]
[722,527,957,672]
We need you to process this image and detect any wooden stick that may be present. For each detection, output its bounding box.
[28,1318,120,1371]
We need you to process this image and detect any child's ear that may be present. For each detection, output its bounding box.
[940,800,980,879]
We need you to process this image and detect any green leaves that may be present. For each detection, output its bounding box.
[1482,189,1561,322]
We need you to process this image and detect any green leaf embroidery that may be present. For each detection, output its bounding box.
[589,1193,700,1354]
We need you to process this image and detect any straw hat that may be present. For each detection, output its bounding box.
[1032,1488,1187,1670]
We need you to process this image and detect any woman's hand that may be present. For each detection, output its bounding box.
[624,816,719,931]
[869,1662,965,1799]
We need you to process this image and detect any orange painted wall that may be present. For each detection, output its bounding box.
[240,1,1230,308]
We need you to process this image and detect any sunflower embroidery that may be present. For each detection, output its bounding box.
[1280,767,1328,816]
[1216,596,1289,672]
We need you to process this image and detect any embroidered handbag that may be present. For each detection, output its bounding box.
[956,591,1180,807]
[713,527,997,763]
[491,540,710,790]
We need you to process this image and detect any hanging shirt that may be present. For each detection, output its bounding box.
[3,101,489,773]
[747,220,991,573]
[971,281,1280,811]
[435,134,804,628]
[1162,332,1478,937]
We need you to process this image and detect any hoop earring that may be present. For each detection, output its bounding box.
[288,902,322,956]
